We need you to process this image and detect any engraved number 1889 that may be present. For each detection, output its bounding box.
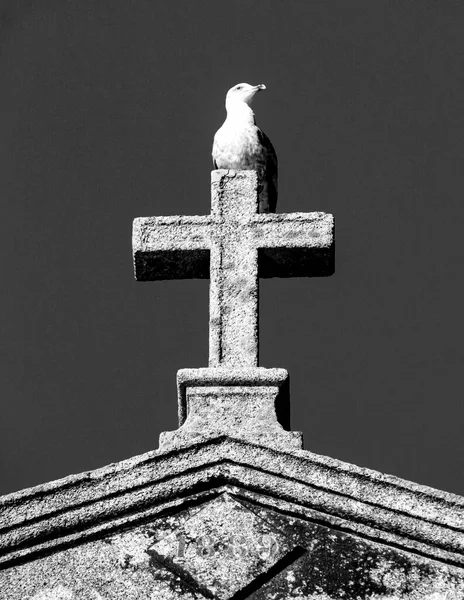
[175,533,278,560]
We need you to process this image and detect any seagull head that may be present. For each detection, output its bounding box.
[225,83,266,111]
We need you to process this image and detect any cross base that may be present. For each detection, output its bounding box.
[158,368,303,451]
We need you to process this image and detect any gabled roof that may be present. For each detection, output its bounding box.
[1,436,463,570]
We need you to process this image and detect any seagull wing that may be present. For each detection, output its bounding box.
[257,128,278,212]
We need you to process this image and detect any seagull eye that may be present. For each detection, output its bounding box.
[235,85,243,91]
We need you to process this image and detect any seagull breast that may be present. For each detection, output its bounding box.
[212,82,277,213]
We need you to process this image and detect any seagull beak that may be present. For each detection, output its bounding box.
[256,84,266,91]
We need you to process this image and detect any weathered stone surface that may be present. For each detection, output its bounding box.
[133,170,334,369]
[176,368,290,426]
[1,168,462,598]
[149,493,299,599]
[159,368,301,451]
[133,170,333,454]
[1,437,464,598]
[160,385,302,452]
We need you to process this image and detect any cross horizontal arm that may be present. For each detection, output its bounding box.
[253,212,333,248]
[133,216,213,280]
[252,212,335,278]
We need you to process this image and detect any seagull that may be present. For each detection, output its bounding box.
[212,82,277,213]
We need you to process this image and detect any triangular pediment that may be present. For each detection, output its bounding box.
[1,437,464,598]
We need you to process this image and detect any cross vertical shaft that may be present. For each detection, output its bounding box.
[209,171,259,367]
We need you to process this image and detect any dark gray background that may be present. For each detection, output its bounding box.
[1,0,463,497]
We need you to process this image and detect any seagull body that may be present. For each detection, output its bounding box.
[212,83,277,213]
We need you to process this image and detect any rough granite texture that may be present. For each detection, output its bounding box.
[160,367,301,452]
[133,169,332,454]
[1,171,463,598]
[1,438,464,598]
[133,170,334,368]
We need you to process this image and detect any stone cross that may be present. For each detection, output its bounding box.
[133,170,334,367]
[133,170,334,450]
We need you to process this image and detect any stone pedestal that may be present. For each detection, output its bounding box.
[159,368,303,451]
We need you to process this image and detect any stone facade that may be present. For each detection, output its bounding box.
[1,436,464,598]
[1,171,463,598]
